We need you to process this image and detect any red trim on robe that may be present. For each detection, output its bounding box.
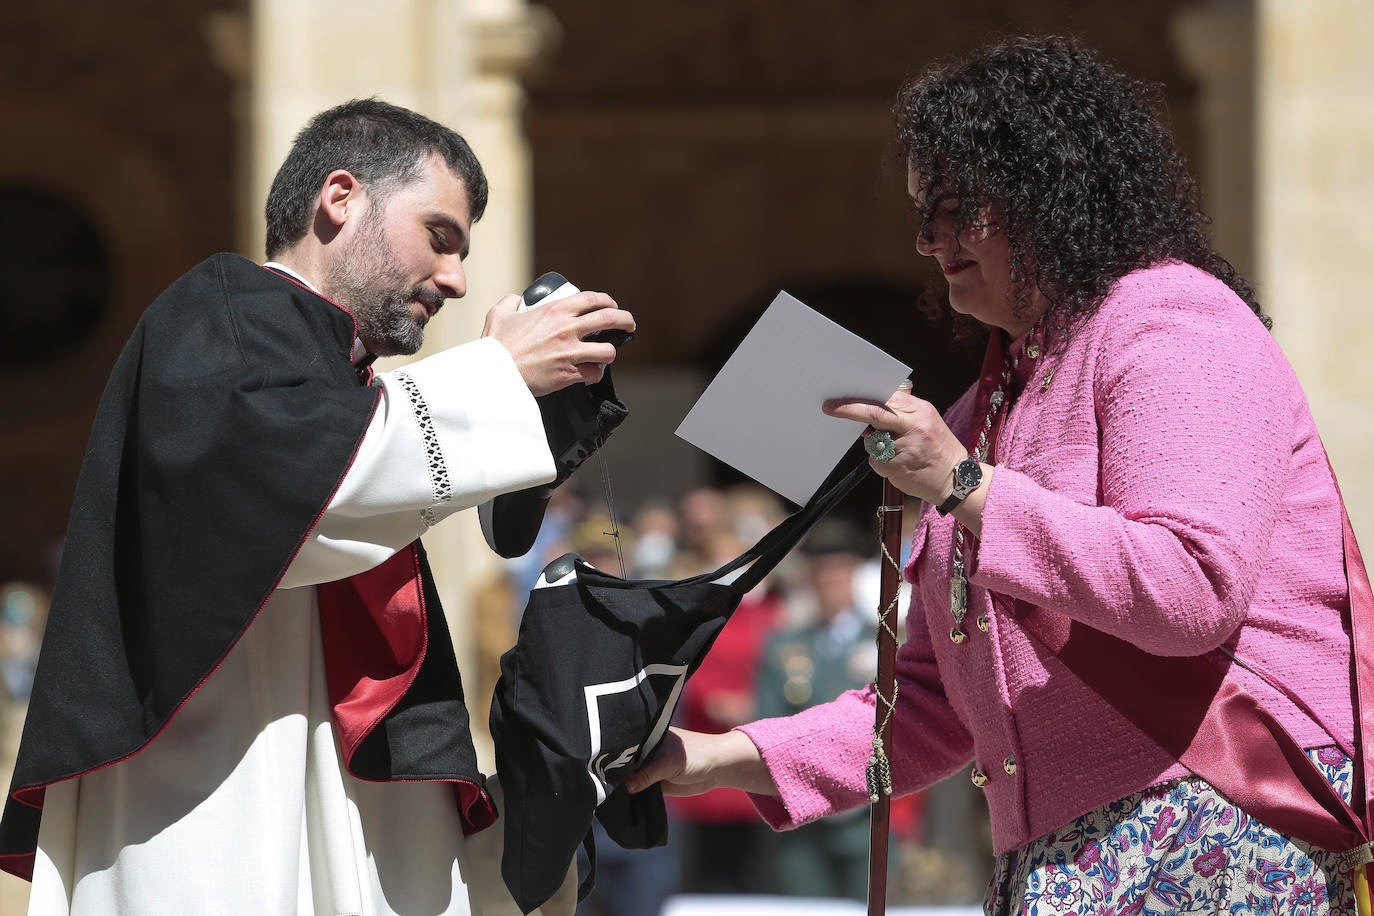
[318,545,430,763]
[0,851,34,882]
[261,264,360,337]
[317,545,497,835]
[260,268,376,384]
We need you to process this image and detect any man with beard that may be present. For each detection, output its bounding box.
[0,99,634,915]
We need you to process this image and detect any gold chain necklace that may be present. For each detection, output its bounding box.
[948,330,1042,644]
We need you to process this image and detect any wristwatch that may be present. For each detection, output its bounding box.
[936,457,983,516]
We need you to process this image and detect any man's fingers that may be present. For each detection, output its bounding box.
[490,288,635,395]
[577,307,637,338]
[481,295,526,337]
[575,340,618,367]
[558,290,619,316]
[576,363,607,385]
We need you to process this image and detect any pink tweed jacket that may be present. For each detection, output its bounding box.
[740,261,1356,854]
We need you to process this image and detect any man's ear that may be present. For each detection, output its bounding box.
[319,169,361,231]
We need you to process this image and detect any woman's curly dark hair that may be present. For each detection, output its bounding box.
[896,35,1268,332]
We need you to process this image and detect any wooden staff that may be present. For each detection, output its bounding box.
[867,477,904,916]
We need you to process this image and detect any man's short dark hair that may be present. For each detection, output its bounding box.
[264,98,489,259]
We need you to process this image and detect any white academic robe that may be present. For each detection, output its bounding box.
[27,337,578,916]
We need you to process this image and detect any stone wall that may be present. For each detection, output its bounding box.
[1258,0,1374,545]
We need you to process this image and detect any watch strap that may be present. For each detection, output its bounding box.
[936,457,981,516]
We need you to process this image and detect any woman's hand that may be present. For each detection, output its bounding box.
[625,727,779,798]
[824,387,970,505]
[826,386,993,535]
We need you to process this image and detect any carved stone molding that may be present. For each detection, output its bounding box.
[472,3,561,79]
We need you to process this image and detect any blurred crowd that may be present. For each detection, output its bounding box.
[0,585,42,705]
[475,482,991,915]
[0,579,49,867]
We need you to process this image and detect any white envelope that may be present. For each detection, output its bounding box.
[675,292,912,504]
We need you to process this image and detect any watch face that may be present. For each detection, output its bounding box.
[955,459,983,490]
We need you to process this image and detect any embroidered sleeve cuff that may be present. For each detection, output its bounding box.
[385,337,556,516]
[281,340,554,586]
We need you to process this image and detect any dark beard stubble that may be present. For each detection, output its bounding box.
[327,207,442,357]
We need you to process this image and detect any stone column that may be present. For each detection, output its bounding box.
[1172,0,1257,283]
[423,0,557,767]
[247,0,554,765]
[1256,0,1374,544]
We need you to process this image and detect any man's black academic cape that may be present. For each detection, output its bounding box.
[0,253,493,881]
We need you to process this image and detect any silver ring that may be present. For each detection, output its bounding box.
[865,430,896,462]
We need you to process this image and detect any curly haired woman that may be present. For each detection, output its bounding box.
[629,36,1362,914]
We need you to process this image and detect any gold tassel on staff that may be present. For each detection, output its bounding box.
[867,477,903,916]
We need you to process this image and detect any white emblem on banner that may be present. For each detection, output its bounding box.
[584,664,689,804]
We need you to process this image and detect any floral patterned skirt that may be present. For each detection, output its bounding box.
[986,747,1356,915]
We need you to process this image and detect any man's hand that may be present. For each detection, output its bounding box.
[482,291,636,396]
